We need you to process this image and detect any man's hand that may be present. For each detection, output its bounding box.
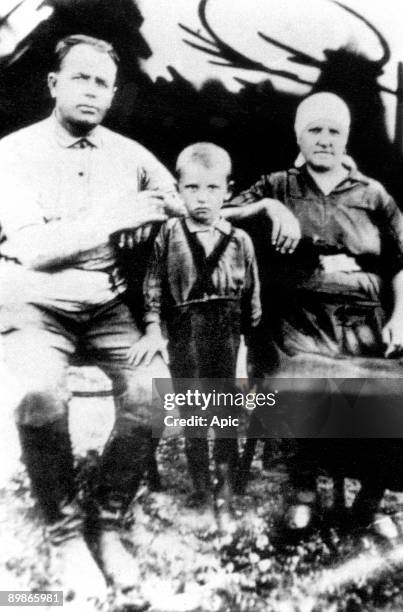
[112,190,186,248]
[158,189,186,218]
[382,316,403,358]
[128,325,169,366]
[264,199,301,254]
[133,189,186,220]
[116,225,155,249]
[108,191,167,234]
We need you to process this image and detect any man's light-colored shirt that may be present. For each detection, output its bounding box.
[0,115,174,311]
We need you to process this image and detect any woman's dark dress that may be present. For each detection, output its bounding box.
[232,165,403,489]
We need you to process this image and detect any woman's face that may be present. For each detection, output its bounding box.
[298,119,349,172]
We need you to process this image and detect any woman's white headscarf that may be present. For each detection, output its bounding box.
[294,92,351,167]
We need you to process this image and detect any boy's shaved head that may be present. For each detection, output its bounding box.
[176,142,232,179]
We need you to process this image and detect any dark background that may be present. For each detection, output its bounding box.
[1,0,402,200]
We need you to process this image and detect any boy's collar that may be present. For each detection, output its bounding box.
[185,217,232,235]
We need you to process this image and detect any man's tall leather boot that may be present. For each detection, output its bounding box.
[94,422,152,602]
[18,413,107,604]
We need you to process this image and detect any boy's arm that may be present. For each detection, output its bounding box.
[128,323,168,366]
[143,227,165,328]
[128,227,169,366]
[240,232,262,339]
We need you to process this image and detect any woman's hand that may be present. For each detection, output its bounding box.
[264,199,301,254]
[128,325,169,366]
[223,198,301,253]
[382,316,403,358]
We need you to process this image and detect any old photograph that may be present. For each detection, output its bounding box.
[2,1,403,610]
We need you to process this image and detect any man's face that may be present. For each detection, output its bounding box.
[178,163,231,225]
[48,43,117,133]
[298,119,348,172]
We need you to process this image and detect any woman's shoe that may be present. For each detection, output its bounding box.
[370,513,399,540]
[349,484,398,540]
[284,489,317,530]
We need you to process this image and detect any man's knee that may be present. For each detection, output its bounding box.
[122,355,171,405]
[15,383,70,427]
[116,356,171,430]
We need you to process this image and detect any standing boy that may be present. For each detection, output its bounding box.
[130,143,261,511]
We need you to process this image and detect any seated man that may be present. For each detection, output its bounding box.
[0,34,181,605]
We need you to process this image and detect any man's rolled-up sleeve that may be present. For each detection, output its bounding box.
[0,150,46,259]
[137,147,175,193]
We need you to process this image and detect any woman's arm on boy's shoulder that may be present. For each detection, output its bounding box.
[223,174,301,254]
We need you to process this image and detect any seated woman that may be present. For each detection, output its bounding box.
[226,92,403,537]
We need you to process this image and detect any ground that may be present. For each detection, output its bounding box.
[2,366,403,612]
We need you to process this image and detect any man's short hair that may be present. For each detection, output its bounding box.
[176,142,232,179]
[54,34,120,72]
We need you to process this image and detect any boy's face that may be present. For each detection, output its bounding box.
[178,163,231,225]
